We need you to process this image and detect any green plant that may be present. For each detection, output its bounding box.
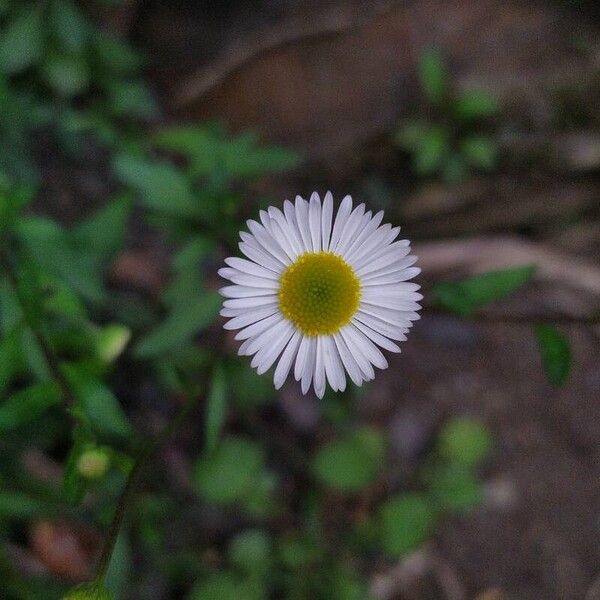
[395,48,500,182]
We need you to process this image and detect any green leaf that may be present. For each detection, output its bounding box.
[66,367,132,438]
[418,48,446,106]
[535,324,571,386]
[413,126,450,175]
[205,363,227,453]
[61,582,114,600]
[113,153,198,218]
[134,291,221,358]
[0,5,44,74]
[0,325,25,394]
[394,119,429,150]
[0,491,53,519]
[426,463,483,514]
[313,428,385,493]
[72,195,131,262]
[41,53,91,97]
[188,573,240,600]
[104,533,132,599]
[93,32,143,75]
[441,154,467,183]
[63,426,92,504]
[17,217,106,303]
[194,436,265,504]
[50,0,90,53]
[154,126,299,179]
[438,418,492,467]
[433,265,536,316]
[108,81,158,120]
[378,493,435,557]
[0,382,61,432]
[460,136,498,170]
[228,529,271,573]
[453,90,499,122]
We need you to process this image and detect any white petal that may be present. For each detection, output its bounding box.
[323,335,346,392]
[355,241,411,275]
[363,267,421,286]
[246,318,291,357]
[246,220,292,265]
[309,192,322,252]
[294,195,313,252]
[234,313,283,340]
[223,305,280,330]
[294,335,310,381]
[218,268,279,289]
[346,325,388,370]
[328,195,352,252]
[336,210,371,257]
[358,304,420,326]
[252,321,295,375]
[344,210,385,263]
[321,191,333,251]
[283,200,306,255]
[267,216,296,261]
[220,301,278,317]
[313,337,326,399]
[219,285,276,298]
[274,330,302,389]
[361,256,419,281]
[347,223,392,267]
[352,318,401,352]
[239,242,284,273]
[333,332,363,386]
[331,204,365,254]
[340,326,375,381]
[268,207,302,258]
[353,311,408,341]
[301,337,317,394]
[223,295,278,309]
[225,257,278,280]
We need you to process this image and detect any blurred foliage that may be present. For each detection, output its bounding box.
[396,48,500,183]
[0,4,574,600]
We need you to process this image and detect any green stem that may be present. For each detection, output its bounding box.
[94,393,200,582]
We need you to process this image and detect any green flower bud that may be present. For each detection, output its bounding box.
[61,582,114,600]
[76,448,110,480]
[95,324,131,363]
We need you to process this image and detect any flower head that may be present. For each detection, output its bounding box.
[219,192,421,398]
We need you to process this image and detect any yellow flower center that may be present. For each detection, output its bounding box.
[278,252,361,336]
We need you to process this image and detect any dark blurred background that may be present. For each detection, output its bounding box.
[1,1,599,599]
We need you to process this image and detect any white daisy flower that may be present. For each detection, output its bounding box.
[218,192,422,399]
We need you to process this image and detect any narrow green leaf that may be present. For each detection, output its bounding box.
[418,48,446,106]
[205,363,227,453]
[414,126,450,175]
[535,324,571,386]
[0,382,61,432]
[434,265,536,316]
[0,491,53,519]
[0,5,44,73]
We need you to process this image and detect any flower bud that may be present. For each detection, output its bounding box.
[76,448,110,480]
[95,324,131,363]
